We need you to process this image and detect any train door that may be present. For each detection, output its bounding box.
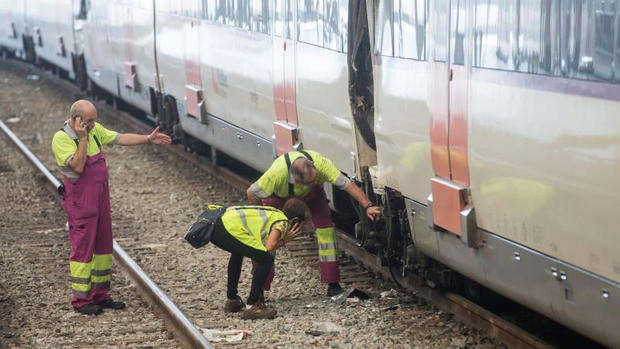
[428,0,476,246]
[184,13,204,122]
[272,0,298,155]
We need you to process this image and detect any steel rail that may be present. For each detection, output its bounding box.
[0,120,213,349]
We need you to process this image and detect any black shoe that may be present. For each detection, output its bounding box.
[74,304,103,315]
[99,299,126,310]
[327,283,344,297]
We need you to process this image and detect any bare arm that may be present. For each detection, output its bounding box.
[247,188,262,205]
[118,126,172,146]
[117,133,149,146]
[265,229,283,251]
[68,136,88,174]
[345,182,382,221]
[265,222,301,251]
[68,118,89,174]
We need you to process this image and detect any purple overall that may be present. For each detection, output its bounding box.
[61,151,113,308]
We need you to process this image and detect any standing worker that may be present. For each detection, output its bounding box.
[51,100,171,315]
[247,150,381,297]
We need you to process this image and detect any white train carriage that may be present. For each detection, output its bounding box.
[2,0,618,347]
[0,0,27,57]
[371,1,620,347]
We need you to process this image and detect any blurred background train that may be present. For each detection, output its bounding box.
[1,0,619,347]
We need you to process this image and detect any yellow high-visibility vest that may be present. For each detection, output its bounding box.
[221,206,289,251]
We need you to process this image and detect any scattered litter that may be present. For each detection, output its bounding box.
[380,289,397,298]
[383,304,401,311]
[5,117,20,124]
[304,304,315,308]
[142,243,168,249]
[330,288,371,304]
[346,297,360,304]
[305,321,343,336]
[26,74,40,81]
[201,329,251,343]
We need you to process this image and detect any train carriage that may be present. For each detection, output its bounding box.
[1,1,619,347]
[0,0,26,58]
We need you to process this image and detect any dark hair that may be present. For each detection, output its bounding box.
[282,198,310,222]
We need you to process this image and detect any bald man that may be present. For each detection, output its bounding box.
[51,100,171,315]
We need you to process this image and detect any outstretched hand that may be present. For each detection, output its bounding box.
[148,127,172,145]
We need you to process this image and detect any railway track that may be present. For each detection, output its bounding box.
[0,57,601,348]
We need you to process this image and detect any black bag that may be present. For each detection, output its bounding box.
[184,206,226,248]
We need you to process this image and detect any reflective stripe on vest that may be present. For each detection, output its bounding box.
[222,206,288,251]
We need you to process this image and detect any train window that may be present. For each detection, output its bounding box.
[450,0,466,65]
[339,0,348,53]
[473,0,620,84]
[324,0,341,51]
[236,0,251,29]
[375,0,394,56]
[432,0,449,62]
[398,0,426,60]
[251,0,271,33]
[203,0,216,20]
[74,0,89,20]
[183,0,202,18]
[298,0,324,46]
[284,0,295,39]
[215,0,227,23]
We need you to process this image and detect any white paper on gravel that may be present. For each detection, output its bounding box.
[201,329,252,342]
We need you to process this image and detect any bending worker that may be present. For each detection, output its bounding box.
[247,149,381,297]
[51,100,171,315]
[209,199,310,319]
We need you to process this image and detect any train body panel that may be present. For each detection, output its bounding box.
[115,0,157,113]
[83,0,120,97]
[468,73,620,283]
[0,0,26,54]
[296,43,357,176]
[26,0,75,74]
[373,57,433,204]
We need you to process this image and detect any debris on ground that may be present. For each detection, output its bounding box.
[380,289,398,298]
[201,329,251,342]
[305,321,343,336]
[25,74,39,81]
[5,117,20,123]
[331,288,372,304]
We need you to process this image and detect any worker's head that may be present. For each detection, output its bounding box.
[291,157,318,186]
[282,198,311,227]
[70,99,97,132]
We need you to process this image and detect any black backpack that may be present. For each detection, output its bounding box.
[184,206,226,248]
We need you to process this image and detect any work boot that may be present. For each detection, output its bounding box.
[327,283,344,297]
[224,296,245,313]
[99,299,126,310]
[74,304,103,315]
[241,301,277,320]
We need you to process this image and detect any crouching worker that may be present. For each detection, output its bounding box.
[202,199,309,320]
